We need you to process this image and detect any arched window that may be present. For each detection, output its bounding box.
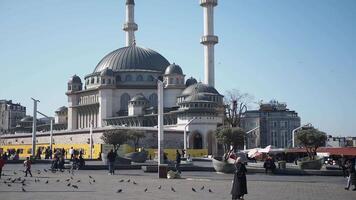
[136,75,143,81]
[147,75,154,81]
[91,78,95,84]
[149,93,158,107]
[120,93,131,110]
[108,79,111,84]
[116,75,121,82]
[125,75,132,81]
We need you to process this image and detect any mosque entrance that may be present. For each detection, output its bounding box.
[193,132,203,149]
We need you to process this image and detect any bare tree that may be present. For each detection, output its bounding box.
[224,89,254,127]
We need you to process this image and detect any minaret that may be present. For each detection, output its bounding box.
[200,0,218,87]
[123,0,138,46]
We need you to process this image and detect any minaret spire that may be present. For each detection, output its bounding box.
[200,0,218,87]
[123,0,138,46]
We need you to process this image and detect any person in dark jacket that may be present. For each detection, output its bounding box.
[107,149,117,175]
[175,150,182,174]
[345,159,356,191]
[231,157,248,200]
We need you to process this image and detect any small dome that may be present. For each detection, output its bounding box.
[100,68,114,76]
[20,116,33,122]
[68,75,82,84]
[185,77,197,87]
[181,82,220,96]
[164,63,183,75]
[185,93,211,102]
[130,94,148,102]
[55,106,67,113]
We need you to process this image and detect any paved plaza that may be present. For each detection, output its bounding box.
[0,164,355,200]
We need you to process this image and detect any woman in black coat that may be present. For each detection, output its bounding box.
[231,157,248,200]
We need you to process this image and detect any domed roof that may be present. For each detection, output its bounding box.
[164,63,183,75]
[185,77,197,87]
[68,75,82,84]
[181,82,220,96]
[185,93,211,102]
[94,45,170,73]
[130,94,148,102]
[100,68,114,76]
[55,106,68,113]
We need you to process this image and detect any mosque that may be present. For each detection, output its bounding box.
[1,0,224,157]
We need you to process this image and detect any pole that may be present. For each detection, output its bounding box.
[292,123,312,148]
[50,119,53,152]
[157,80,164,177]
[90,120,93,159]
[244,126,260,151]
[184,118,196,158]
[31,98,40,158]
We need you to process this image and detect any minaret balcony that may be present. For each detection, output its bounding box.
[200,0,218,7]
[200,35,218,45]
[123,22,138,31]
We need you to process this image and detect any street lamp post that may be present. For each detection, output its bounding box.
[157,79,166,178]
[292,123,312,148]
[31,98,40,158]
[244,126,260,150]
[183,117,197,158]
[37,110,54,152]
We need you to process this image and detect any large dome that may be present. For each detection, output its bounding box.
[93,45,170,73]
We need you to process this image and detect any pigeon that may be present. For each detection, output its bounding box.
[117,189,122,193]
[56,179,60,182]
[43,169,48,172]
[92,179,96,183]
[67,183,71,187]
[89,181,92,185]
[89,175,93,179]
[192,188,196,192]
[21,179,26,184]
[7,184,11,187]
[158,185,162,190]
[17,177,22,181]
[133,181,137,185]
[45,180,49,184]
[171,187,176,192]
[13,171,17,175]
[200,186,204,190]
[22,187,26,192]
[37,170,41,174]
[22,183,26,186]
[7,178,11,181]
[208,189,213,193]
[70,176,74,180]
[127,179,130,183]
[119,179,124,183]
[76,180,81,183]
[72,185,78,189]
[11,179,16,183]
[37,179,40,182]
[3,181,7,184]
[65,179,70,182]
[144,188,148,192]
[34,179,37,183]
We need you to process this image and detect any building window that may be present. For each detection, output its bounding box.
[147,75,154,81]
[102,79,105,84]
[125,75,132,81]
[116,75,122,82]
[91,78,95,84]
[149,93,158,107]
[136,75,143,81]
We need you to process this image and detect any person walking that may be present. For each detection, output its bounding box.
[24,157,33,177]
[0,155,5,179]
[69,147,74,160]
[107,149,117,175]
[175,150,182,174]
[345,159,356,191]
[231,157,248,200]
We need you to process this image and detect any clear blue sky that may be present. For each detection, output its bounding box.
[0,0,355,136]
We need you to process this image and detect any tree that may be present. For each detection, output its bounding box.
[215,127,245,160]
[296,128,327,160]
[101,129,129,152]
[127,130,146,152]
[224,89,253,127]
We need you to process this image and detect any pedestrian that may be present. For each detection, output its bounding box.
[263,155,276,174]
[345,159,356,191]
[0,155,5,179]
[69,147,74,160]
[181,149,185,158]
[61,148,66,159]
[59,155,65,172]
[231,157,248,200]
[339,155,347,177]
[24,157,33,177]
[107,149,117,175]
[175,150,181,174]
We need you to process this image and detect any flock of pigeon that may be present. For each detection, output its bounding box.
[1,168,214,195]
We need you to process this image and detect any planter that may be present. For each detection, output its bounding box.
[212,157,235,173]
[299,158,322,170]
[124,151,148,163]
